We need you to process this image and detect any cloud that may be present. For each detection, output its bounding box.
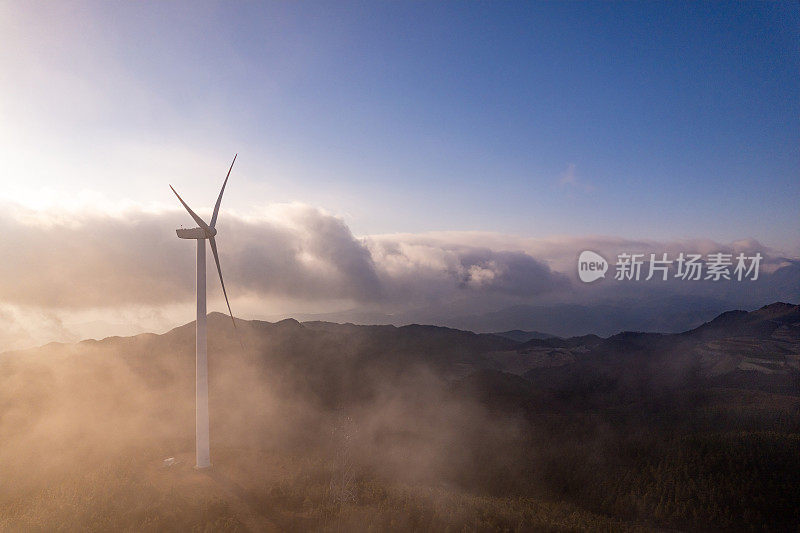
[557,163,594,192]
[0,202,567,311]
[365,238,569,304]
[232,204,384,302]
[0,201,795,348]
[0,304,78,349]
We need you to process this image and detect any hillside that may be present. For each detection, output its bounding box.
[0,303,798,530]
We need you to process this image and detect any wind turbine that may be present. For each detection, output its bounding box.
[170,154,239,469]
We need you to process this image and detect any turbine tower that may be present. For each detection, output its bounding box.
[170,154,239,469]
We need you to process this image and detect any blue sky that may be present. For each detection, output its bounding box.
[1,1,798,248]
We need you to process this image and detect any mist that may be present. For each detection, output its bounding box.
[0,316,541,530]
[2,300,799,531]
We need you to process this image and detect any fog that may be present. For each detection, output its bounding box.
[0,316,537,529]
[2,305,799,530]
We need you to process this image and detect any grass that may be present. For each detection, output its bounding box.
[0,447,651,532]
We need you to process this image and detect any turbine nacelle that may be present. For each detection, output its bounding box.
[176,226,217,239]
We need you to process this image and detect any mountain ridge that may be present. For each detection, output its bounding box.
[5,301,797,359]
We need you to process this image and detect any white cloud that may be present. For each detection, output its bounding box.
[0,201,795,348]
[557,163,594,193]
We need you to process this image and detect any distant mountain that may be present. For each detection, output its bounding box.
[6,302,797,405]
[518,302,800,398]
[444,297,740,337]
[491,329,556,343]
[681,301,800,341]
[285,261,800,336]
[293,296,745,337]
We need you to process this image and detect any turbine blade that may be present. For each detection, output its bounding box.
[209,237,239,336]
[210,154,236,228]
[170,185,211,232]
